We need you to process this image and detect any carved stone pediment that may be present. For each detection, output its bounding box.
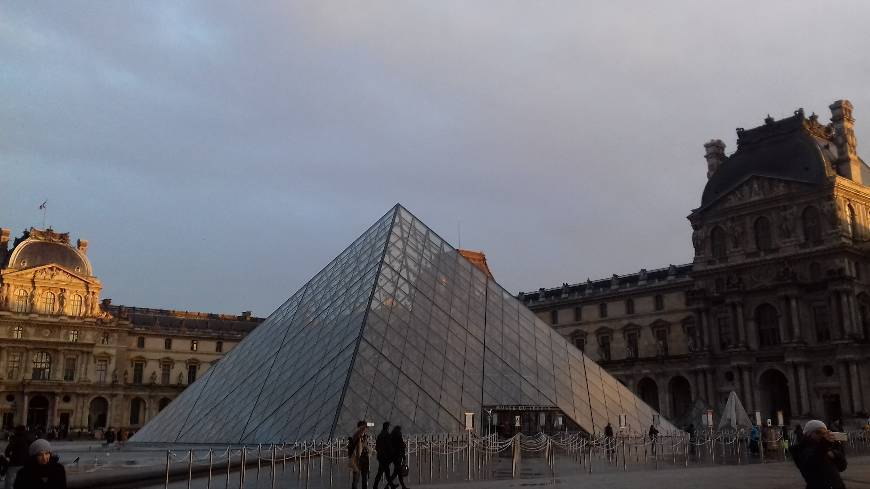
[3,264,96,286]
[712,177,811,210]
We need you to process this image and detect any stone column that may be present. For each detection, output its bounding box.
[786,367,800,419]
[838,363,853,415]
[736,302,747,347]
[840,292,854,338]
[797,364,811,416]
[21,393,29,427]
[790,296,802,342]
[702,309,713,351]
[706,369,716,407]
[830,293,843,340]
[51,394,59,428]
[849,361,863,414]
[778,297,790,344]
[741,367,754,409]
[734,366,744,405]
[729,303,742,347]
[746,317,759,350]
[848,294,863,340]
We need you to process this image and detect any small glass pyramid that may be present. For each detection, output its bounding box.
[132,205,674,444]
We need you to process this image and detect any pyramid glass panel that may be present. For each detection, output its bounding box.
[134,204,675,444]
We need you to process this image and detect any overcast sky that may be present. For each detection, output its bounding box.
[2,1,869,316]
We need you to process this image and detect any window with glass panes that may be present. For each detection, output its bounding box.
[15,290,28,313]
[215,341,223,353]
[6,352,21,379]
[11,326,22,339]
[187,364,197,384]
[63,357,77,381]
[190,340,198,351]
[31,352,51,380]
[67,330,79,342]
[133,362,144,384]
[161,363,171,385]
[136,337,145,348]
[96,359,108,384]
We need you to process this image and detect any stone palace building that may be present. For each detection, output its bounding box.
[0,227,262,435]
[521,100,869,428]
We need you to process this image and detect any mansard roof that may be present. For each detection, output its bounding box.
[106,304,263,338]
[699,110,836,210]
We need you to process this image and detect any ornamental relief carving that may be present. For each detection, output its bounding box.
[721,178,793,208]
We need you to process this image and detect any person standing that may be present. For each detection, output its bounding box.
[648,424,659,456]
[4,426,33,489]
[792,420,847,489]
[104,427,116,447]
[12,439,66,489]
[348,421,369,489]
[388,426,409,489]
[604,422,615,461]
[373,422,396,489]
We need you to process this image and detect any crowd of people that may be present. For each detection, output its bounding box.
[1,426,66,489]
[348,421,410,489]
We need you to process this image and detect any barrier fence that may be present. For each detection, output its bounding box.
[138,429,869,488]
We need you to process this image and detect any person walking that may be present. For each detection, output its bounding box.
[388,426,409,489]
[348,421,369,489]
[104,427,116,447]
[4,426,34,489]
[12,439,66,489]
[604,422,615,461]
[648,424,659,456]
[792,420,847,489]
[373,422,396,489]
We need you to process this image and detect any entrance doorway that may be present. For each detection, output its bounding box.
[758,369,791,423]
[88,397,108,430]
[638,378,660,412]
[58,413,70,438]
[823,394,842,426]
[26,395,49,430]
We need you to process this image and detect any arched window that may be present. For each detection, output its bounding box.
[69,294,83,316]
[848,204,858,238]
[31,352,51,380]
[802,206,821,242]
[756,304,781,347]
[710,226,727,259]
[14,290,28,313]
[41,292,55,315]
[754,216,773,251]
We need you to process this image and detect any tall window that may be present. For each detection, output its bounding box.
[41,292,55,314]
[100,333,110,345]
[31,352,51,380]
[69,294,83,316]
[96,359,108,384]
[710,226,727,259]
[161,363,172,385]
[190,340,198,352]
[550,310,558,325]
[812,304,831,343]
[654,329,669,356]
[572,334,585,352]
[756,304,781,347]
[626,331,639,359]
[718,316,732,349]
[684,319,699,352]
[63,357,77,381]
[136,337,145,349]
[132,362,144,384]
[848,204,858,238]
[187,364,197,384]
[15,290,28,313]
[215,341,223,353]
[67,330,79,342]
[130,398,145,425]
[802,206,821,242]
[598,335,611,361]
[11,326,22,339]
[573,306,582,322]
[754,216,773,251]
[599,303,608,318]
[654,294,664,311]
[625,299,635,315]
[6,352,21,379]
[164,338,172,350]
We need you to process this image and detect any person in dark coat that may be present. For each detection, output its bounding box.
[648,424,659,455]
[373,422,396,489]
[348,421,369,489]
[388,426,409,489]
[104,428,116,447]
[4,426,34,489]
[604,422,615,459]
[13,439,66,489]
[792,420,847,489]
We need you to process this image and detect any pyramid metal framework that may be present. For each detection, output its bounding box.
[133,205,675,444]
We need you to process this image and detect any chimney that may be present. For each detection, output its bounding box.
[704,139,726,179]
[829,99,863,184]
[0,228,10,261]
[77,239,89,255]
[241,310,252,319]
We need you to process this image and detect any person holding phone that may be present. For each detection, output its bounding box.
[792,420,847,489]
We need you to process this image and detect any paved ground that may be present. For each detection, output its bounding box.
[413,456,870,489]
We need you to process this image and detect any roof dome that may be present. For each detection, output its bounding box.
[6,228,93,276]
[699,112,833,209]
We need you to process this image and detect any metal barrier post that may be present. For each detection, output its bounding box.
[188,449,193,489]
[207,449,214,489]
[164,450,171,489]
[226,448,232,489]
[240,446,246,489]
[271,444,277,489]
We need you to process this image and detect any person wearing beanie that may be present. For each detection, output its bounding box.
[12,439,66,489]
[792,420,847,489]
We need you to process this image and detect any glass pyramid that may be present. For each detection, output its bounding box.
[132,205,675,444]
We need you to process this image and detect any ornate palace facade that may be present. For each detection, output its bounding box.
[0,227,262,435]
[521,100,870,427]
